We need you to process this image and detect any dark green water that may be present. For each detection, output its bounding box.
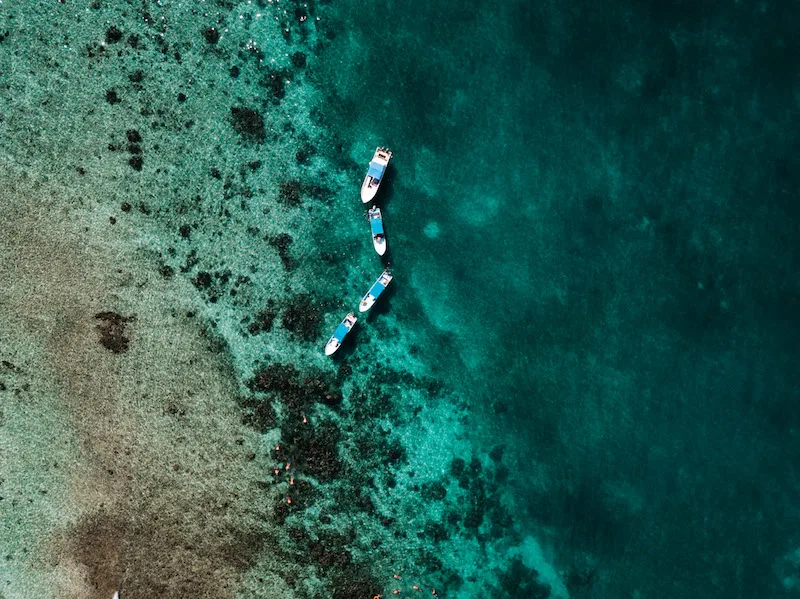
[0,0,799,597]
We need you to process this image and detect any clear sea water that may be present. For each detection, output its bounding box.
[0,0,799,598]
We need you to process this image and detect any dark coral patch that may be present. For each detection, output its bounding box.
[94,311,134,354]
[203,26,220,44]
[330,569,382,599]
[230,106,265,143]
[193,271,212,290]
[248,305,277,335]
[268,233,295,270]
[262,68,291,101]
[247,363,340,413]
[421,481,447,501]
[307,535,352,570]
[277,181,302,206]
[105,26,123,43]
[249,363,301,395]
[489,444,505,462]
[291,51,307,68]
[248,399,276,433]
[498,558,552,598]
[464,478,486,529]
[281,293,321,341]
[283,419,342,482]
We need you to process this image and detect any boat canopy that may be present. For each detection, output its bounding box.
[367,161,386,179]
[333,323,349,342]
[370,218,384,235]
[370,281,386,298]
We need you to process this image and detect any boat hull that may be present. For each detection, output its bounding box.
[373,237,387,256]
[361,177,379,203]
[359,296,376,313]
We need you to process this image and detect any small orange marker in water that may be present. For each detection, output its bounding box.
[393,574,403,580]
[412,586,421,591]
[392,591,401,596]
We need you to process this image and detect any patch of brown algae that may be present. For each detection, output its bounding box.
[0,177,281,599]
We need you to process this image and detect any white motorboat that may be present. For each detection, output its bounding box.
[369,206,387,256]
[324,312,357,355]
[359,270,393,313]
[361,147,392,203]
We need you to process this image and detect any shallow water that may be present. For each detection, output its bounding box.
[1,0,799,597]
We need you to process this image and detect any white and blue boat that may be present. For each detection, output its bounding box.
[324,312,357,355]
[369,206,387,256]
[361,147,392,203]
[359,270,393,313]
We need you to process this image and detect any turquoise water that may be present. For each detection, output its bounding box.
[0,0,799,597]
